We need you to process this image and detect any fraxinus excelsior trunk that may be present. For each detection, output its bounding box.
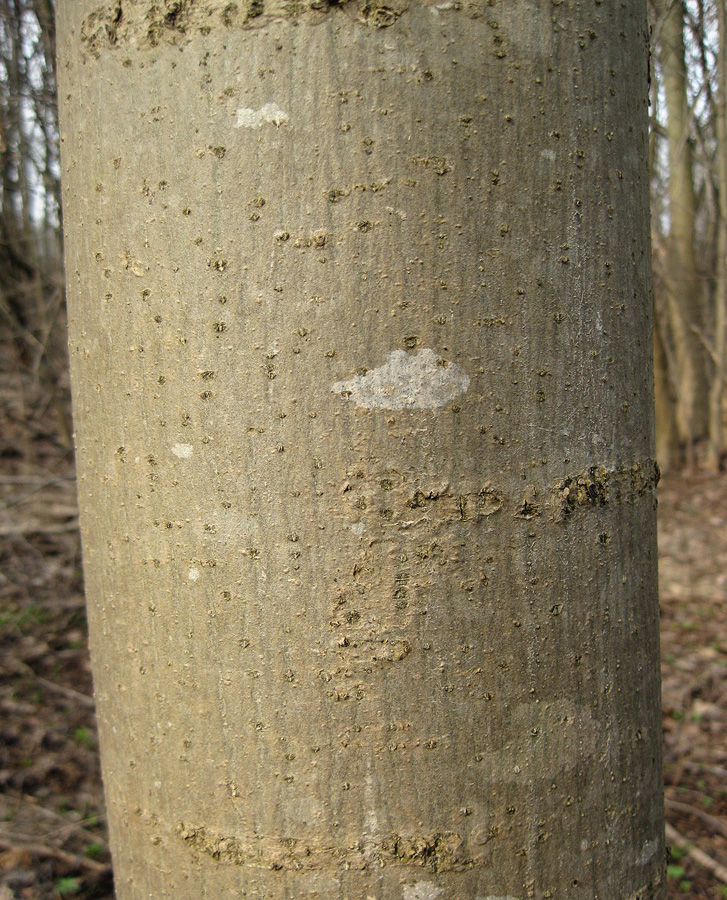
[58,1,665,898]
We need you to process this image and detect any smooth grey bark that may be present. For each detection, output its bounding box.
[58,2,665,898]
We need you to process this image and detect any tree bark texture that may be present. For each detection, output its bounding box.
[658,0,709,444]
[653,306,679,473]
[58,2,665,899]
[708,0,727,472]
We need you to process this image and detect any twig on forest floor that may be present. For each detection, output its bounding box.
[0,834,110,874]
[37,596,87,610]
[17,796,107,847]
[0,475,75,485]
[0,519,79,536]
[684,761,727,780]
[15,661,95,708]
[666,797,727,841]
[0,478,76,510]
[665,822,727,883]
[33,674,95,709]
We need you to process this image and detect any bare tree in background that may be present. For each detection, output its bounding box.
[655,0,709,457]
[650,0,727,470]
[0,0,68,439]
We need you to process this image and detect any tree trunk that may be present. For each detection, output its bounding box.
[654,302,681,473]
[708,0,727,472]
[658,0,710,446]
[58,2,665,898]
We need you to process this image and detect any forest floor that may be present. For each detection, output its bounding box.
[1,361,727,900]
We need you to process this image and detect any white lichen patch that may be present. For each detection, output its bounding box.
[403,883,444,900]
[476,896,520,900]
[187,567,201,582]
[171,443,194,459]
[540,148,556,162]
[638,838,658,865]
[332,349,469,410]
[235,102,289,129]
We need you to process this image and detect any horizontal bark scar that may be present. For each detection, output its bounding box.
[80,0,419,56]
[551,459,659,523]
[176,822,476,872]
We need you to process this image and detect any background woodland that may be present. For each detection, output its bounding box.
[1,2,727,898]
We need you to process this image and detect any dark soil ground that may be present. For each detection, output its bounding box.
[1,360,726,900]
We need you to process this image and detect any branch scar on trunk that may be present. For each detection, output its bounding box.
[332,349,470,410]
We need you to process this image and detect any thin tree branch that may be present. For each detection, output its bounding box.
[665,822,727,883]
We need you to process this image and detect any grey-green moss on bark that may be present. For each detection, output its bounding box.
[58,1,665,898]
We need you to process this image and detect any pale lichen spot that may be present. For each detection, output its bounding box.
[540,148,557,162]
[349,522,366,536]
[171,442,194,459]
[332,349,469,410]
[235,102,289,129]
[638,838,658,865]
[188,567,201,582]
[476,896,520,900]
[403,883,444,900]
